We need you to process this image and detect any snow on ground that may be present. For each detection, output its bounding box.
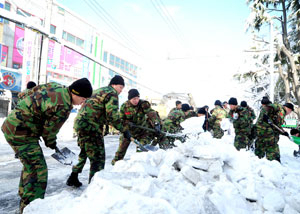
[20,117,300,214]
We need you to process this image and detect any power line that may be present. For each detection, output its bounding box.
[150,0,187,50]
[84,0,143,56]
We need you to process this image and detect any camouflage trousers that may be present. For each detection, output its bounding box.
[112,131,155,163]
[255,129,280,161]
[234,132,251,151]
[211,125,224,139]
[72,132,105,183]
[2,135,47,214]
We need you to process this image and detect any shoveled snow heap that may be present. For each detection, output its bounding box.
[25,117,300,214]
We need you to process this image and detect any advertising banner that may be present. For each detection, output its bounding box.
[0,68,22,92]
[12,26,24,65]
[0,44,8,66]
[22,28,39,90]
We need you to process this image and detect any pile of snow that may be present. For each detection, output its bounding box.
[24,117,300,214]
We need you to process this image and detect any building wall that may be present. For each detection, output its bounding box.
[0,0,140,96]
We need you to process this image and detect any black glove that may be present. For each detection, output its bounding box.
[154,123,161,133]
[282,131,289,137]
[47,142,57,150]
[123,130,131,141]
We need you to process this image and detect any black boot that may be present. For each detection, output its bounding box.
[66,172,82,187]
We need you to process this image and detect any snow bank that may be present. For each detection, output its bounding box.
[24,117,300,214]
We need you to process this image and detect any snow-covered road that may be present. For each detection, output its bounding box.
[0,113,137,214]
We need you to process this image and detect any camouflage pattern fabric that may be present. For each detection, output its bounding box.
[167,107,178,117]
[72,86,124,179]
[17,88,34,103]
[72,132,105,183]
[228,106,253,150]
[112,99,161,162]
[254,104,286,161]
[185,110,197,119]
[208,106,227,139]
[1,82,73,212]
[159,109,185,147]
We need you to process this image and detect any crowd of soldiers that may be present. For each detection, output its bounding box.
[1,75,296,213]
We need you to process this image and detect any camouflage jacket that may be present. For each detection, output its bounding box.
[74,85,124,135]
[167,107,180,117]
[228,106,252,133]
[121,99,161,135]
[185,110,197,119]
[208,106,227,128]
[1,82,73,147]
[256,104,286,132]
[246,106,256,122]
[17,88,35,104]
[162,109,185,132]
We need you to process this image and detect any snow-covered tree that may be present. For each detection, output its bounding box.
[236,0,300,116]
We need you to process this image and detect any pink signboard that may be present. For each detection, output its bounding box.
[59,46,83,72]
[1,45,8,66]
[47,40,55,69]
[13,26,24,65]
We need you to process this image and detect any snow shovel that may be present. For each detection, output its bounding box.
[265,118,300,157]
[51,146,76,165]
[129,122,186,138]
[131,138,158,152]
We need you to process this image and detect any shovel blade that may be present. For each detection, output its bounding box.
[51,147,76,165]
[144,144,158,152]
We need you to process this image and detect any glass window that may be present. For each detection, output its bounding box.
[115,57,120,68]
[109,54,115,66]
[50,25,56,34]
[67,33,75,44]
[4,2,10,24]
[62,31,67,40]
[76,38,84,48]
[125,62,129,72]
[4,2,10,10]
[103,51,107,62]
[120,59,125,71]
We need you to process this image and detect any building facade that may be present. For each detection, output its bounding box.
[0,0,140,106]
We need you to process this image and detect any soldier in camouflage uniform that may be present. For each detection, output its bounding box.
[66,75,130,187]
[1,78,92,213]
[209,100,227,139]
[159,103,190,147]
[17,81,37,102]
[111,89,162,164]
[240,100,256,147]
[185,105,198,119]
[167,100,182,117]
[255,97,293,162]
[228,97,253,150]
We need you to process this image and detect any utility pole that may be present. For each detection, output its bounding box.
[38,0,52,84]
[269,19,274,103]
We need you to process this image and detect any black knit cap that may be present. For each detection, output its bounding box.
[69,78,93,98]
[240,101,247,107]
[228,97,238,105]
[128,89,140,100]
[197,107,206,115]
[27,81,36,89]
[283,103,294,111]
[181,103,190,112]
[261,96,271,105]
[109,75,125,86]
[290,128,299,136]
[214,100,222,107]
[176,100,182,105]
